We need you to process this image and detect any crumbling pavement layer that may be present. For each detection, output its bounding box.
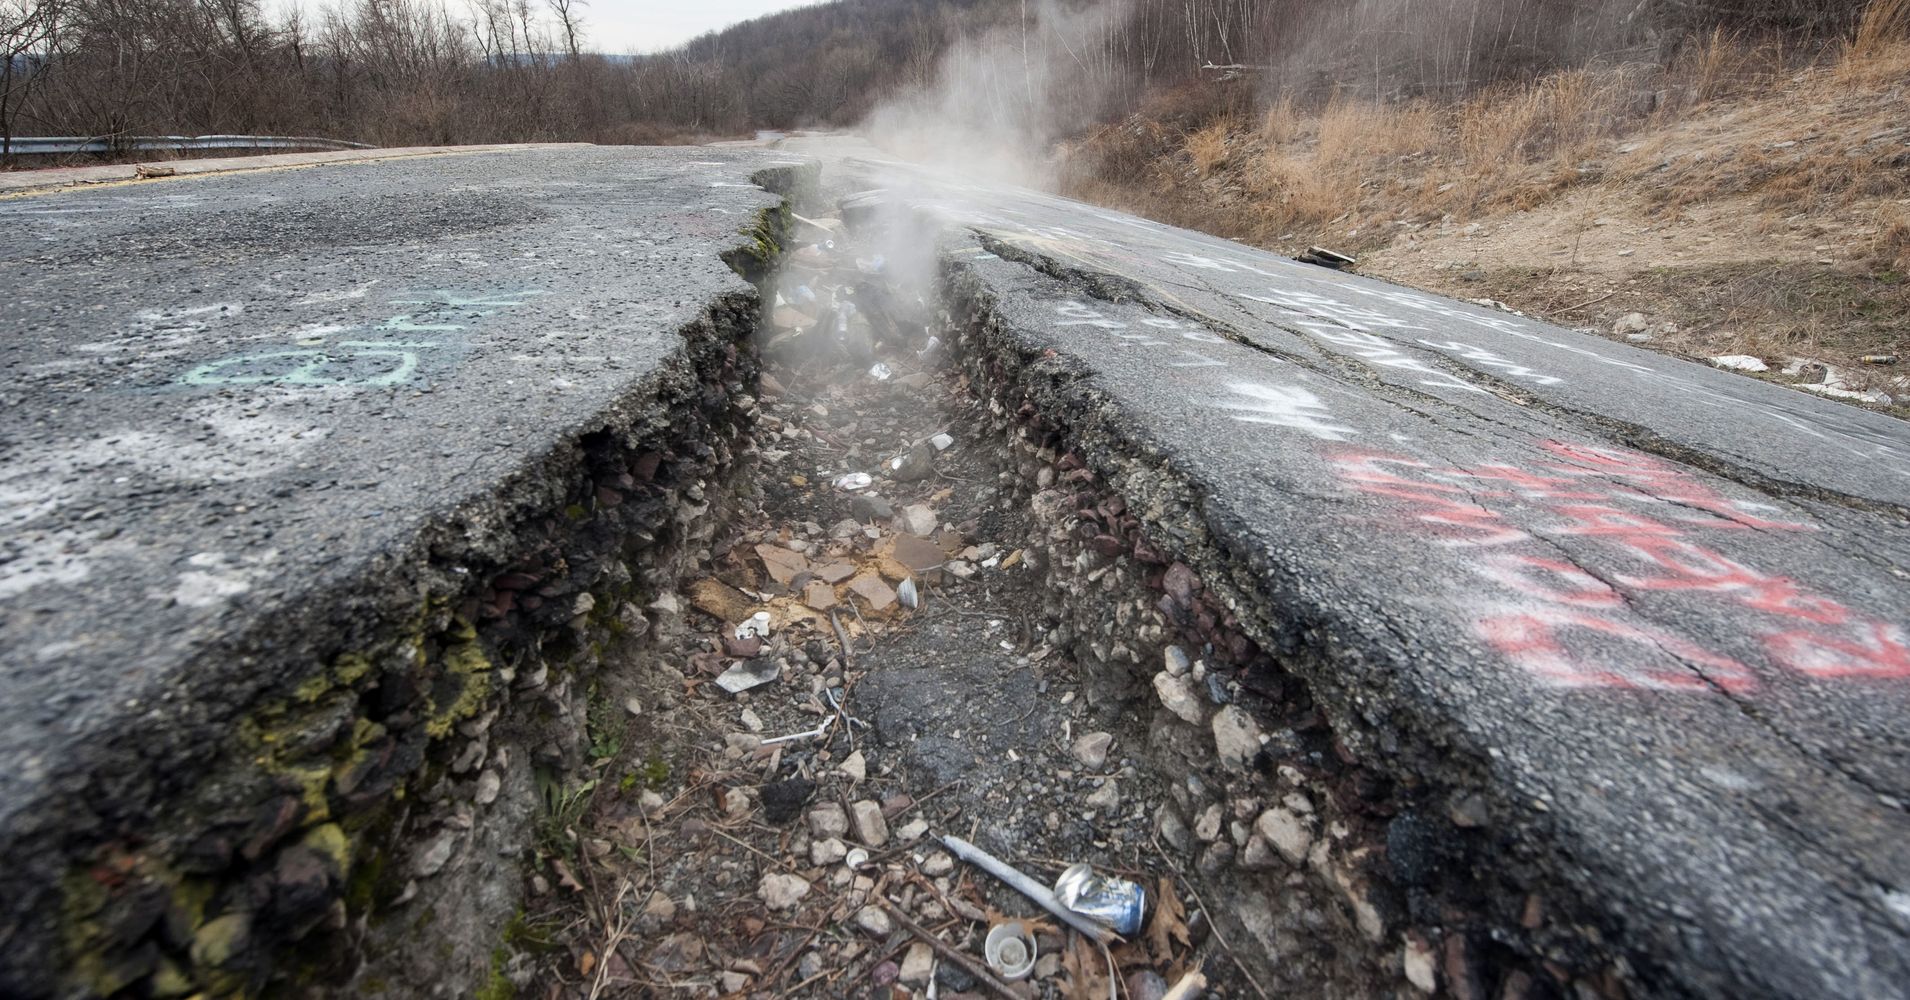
[0,147,811,998]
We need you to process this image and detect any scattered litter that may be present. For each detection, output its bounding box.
[929,433,954,451]
[760,722,830,746]
[134,164,178,179]
[1625,333,1652,342]
[1709,355,1769,373]
[844,847,870,869]
[1054,862,1147,936]
[1297,245,1356,269]
[896,577,920,610]
[940,834,1119,943]
[1161,970,1210,1000]
[714,658,780,694]
[835,472,873,491]
[1861,354,1899,365]
[734,611,773,640]
[868,362,893,381]
[983,922,1038,981]
[918,335,943,361]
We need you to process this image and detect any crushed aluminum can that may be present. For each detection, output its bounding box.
[835,472,873,491]
[1053,863,1146,937]
[868,362,892,380]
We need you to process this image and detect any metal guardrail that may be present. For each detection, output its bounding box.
[2,134,375,155]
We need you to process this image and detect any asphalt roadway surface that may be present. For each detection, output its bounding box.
[3,141,1908,998]
[785,137,1910,999]
[0,145,796,992]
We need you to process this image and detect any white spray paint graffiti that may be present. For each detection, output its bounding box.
[1051,300,1227,368]
[1217,383,1358,441]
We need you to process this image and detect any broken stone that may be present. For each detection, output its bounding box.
[759,872,811,911]
[808,803,849,840]
[1239,835,1276,869]
[1404,934,1439,993]
[1157,806,1192,853]
[1153,671,1205,724]
[895,816,929,842]
[810,838,848,866]
[1072,731,1114,769]
[850,800,890,846]
[474,770,501,806]
[414,830,457,877]
[840,750,867,781]
[1194,803,1224,842]
[839,574,893,613]
[803,580,838,610]
[899,941,935,983]
[1086,781,1121,811]
[854,904,892,937]
[1611,312,1649,337]
[719,971,750,993]
[813,560,857,584]
[895,504,939,536]
[1163,645,1191,676]
[1256,807,1314,865]
[922,852,954,877]
[1211,705,1262,767]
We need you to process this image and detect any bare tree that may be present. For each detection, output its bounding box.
[1,0,63,159]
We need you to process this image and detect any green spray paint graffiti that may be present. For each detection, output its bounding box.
[177,289,544,389]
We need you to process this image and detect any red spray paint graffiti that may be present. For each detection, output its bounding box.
[1332,442,1909,690]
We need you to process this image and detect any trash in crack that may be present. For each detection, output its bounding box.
[734,610,772,640]
[896,577,920,610]
[867,362,892,380]
[940,834,1119,943]
[1055,862,1148,937]
[983,922,1037,981]
[1297,245,1356,269]
[834,472,873,491]
[714,657,780,694]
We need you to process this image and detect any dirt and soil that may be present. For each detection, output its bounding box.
[506,221,1263,1000]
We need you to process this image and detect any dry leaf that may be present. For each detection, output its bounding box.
[1146,876,1190,962]
[551,857,585,892]
[1060,932,1106,1000]
[578,949,596,977]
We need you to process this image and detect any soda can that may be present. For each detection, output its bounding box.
[1860,354,1899,365]
[1053,863,1146,937]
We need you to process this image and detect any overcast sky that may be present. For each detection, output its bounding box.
[590,0,823,52]
[268,0,823,54]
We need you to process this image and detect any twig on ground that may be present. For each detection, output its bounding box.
[1554,288,1619,313]
[874,895,1022,1000]
[1150,836,1270,1000]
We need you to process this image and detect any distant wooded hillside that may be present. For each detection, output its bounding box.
[0,0,1878,156]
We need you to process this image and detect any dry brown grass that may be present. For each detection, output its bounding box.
[1184,119,1234,176]
[1883,211,1910,272]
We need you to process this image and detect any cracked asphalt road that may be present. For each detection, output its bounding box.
[0,145,800,992]
[2,138,1906,998]
[784,137,1910,998]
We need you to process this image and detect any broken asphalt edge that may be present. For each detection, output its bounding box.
[0,143,598,198]
[929,230,1897,998]
[0,160,816,999]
